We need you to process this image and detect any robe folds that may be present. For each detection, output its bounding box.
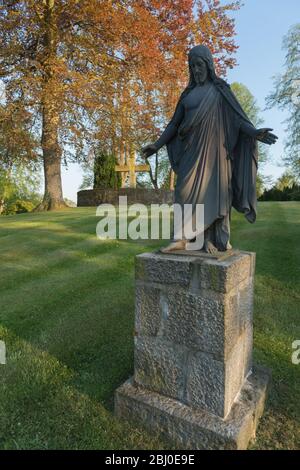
[163,80,258,236]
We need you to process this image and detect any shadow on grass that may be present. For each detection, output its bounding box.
[0,203,299,449]
[0,325,168,450]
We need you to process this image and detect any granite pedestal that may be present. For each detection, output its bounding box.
[115,250,270,449]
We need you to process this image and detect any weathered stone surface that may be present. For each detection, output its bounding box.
[135,252,195,286]
[134,337,187,401]
[133,251,255,417]
[136,250,255,293]
[115,366,271,450]
[135,283,162,337]
[191,252,255,294]
[238,279,254,331]
[134,281,253,361]
[163,289,225,358]
[243,324,253,378]
[185,350,226,416]
[185,326,253,418]
[224,332,247,415]
[78,187,174,207]
[115,249,265,449]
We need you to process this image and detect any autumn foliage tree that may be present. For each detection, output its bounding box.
[95,0,241,189]
[0,0,137,209]
[0,94,40,213]
[0,1,241,208]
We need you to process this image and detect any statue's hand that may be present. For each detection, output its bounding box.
[142,143,158,159]
[255,128,278,145]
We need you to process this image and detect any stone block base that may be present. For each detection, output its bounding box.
[115,366,270,450]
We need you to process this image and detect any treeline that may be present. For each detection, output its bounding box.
[259,171,300,201]
[0,2,298,214]
[0,0,241,212]
[259,184,300,201]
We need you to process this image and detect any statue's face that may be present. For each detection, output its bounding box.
[191,56,208,85]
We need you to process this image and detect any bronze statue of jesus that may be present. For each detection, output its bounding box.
[142,45,277,253]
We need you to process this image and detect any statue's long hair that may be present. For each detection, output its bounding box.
[180,45,228,100]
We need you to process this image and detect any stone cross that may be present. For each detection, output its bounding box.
[115,151,150,188]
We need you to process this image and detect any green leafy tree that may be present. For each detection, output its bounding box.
[231,82,269,195]
[93,149,121,190]
[275,170,298,191]
[259,170,300,201]
[0,92,40,214]
[231,82,268,164]
[266,24,300,177]
[0,0,241,210]
[0,162,41,215]
[79,162,94,191]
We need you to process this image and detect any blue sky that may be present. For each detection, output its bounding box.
[62,0,299,202]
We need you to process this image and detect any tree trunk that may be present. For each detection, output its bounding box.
[169,169,175,190]
[35,0,67,212]
[40,154,66,211]
[0,199,4,215]
[35,102,67,211]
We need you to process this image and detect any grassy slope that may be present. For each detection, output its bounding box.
[0,202,299,450]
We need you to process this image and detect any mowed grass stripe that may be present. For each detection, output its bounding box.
[0,202,299,449]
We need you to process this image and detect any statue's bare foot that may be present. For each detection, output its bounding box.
[218,241,232,252]
[203,240,218,254]
[160,240,186,253]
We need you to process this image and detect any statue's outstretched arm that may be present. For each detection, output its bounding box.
[154,101,184,149]
[240,120,258,138]
[240,120,278,145]
[142,101,184,159]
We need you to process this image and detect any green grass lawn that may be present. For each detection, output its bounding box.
[0,202,299,450]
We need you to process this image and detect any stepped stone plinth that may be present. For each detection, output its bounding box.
[115,250,270,450]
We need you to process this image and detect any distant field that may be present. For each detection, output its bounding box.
[0,202,299,449]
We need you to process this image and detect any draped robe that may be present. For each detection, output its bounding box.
[155,79,258,250]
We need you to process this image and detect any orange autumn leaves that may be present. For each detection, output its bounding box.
[0,0,240,207]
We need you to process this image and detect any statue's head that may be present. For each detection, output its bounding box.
[187,45,217,86]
